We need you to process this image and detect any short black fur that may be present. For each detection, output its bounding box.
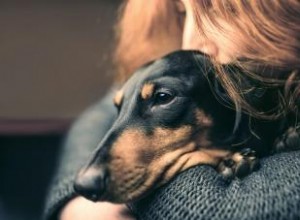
[117,50,296,156]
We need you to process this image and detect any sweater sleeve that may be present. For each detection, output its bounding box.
[131,150,300,220]
[44,88,300,220]
[43,89,117,220]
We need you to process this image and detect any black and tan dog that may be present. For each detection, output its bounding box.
[74,50,299,203]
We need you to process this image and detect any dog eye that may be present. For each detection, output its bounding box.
[153,91,174,105]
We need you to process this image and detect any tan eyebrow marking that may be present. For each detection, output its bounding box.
[141,83,155,100]
[195,110,213,127]
[114,90,124,106]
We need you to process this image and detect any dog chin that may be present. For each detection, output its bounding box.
[103,178,157,203]
[104,162,180,203]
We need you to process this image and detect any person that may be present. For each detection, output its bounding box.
[43,0,300,219]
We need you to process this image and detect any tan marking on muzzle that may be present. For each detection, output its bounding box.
[111,129,149,164]
[104,126,231,202]
[110,126,193,164]
[152,126,192,148]
[141,83,154,100]
[195,110,213,127]
[108,126,196,200]
[109,126,193,171]
[114,90,124,107]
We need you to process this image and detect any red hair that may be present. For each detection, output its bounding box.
[114,0,300,118]
[114,0,184,82]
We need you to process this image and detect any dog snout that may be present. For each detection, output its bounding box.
[74,166,108,201]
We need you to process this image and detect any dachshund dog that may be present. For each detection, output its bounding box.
[74,50,299,203]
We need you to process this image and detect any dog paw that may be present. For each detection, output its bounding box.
[218,148,260,179]
[274,126,300,153]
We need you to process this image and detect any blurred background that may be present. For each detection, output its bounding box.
[0,0,121,219]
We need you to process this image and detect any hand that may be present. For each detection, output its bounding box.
[60,197,135,220]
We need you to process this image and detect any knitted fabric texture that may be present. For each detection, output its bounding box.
[132,151,300,220]
[43,90,300,220]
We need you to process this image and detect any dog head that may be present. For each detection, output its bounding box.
[74,50,237,203]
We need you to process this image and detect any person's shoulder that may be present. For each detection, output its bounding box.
[132,151,300,220]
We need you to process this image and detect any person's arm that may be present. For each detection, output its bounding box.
[43,89,134,220]
[44,89,300,220]
[131,150,300,220]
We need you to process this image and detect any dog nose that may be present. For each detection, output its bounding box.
[74,166,108,201]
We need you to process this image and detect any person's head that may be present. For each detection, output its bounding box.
[114,0,300,117]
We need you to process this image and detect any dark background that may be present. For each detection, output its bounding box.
[0,135,62,220]
[0,0,121,219]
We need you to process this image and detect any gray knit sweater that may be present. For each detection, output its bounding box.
[43,90,300,220]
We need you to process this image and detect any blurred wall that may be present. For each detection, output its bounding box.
[0,0,120,119]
